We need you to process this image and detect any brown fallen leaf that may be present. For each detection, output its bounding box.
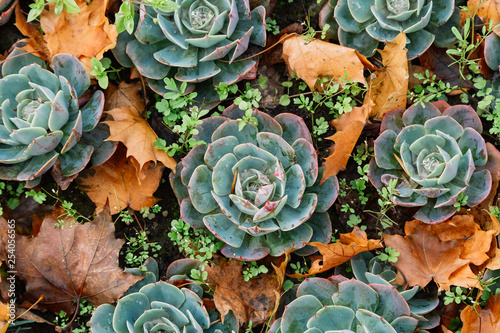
[467,0,500,37]
[104,81,146,113]
[289,227,382,278]
[15,206,142,314]
[0,218,8,263]
[14,5,50,60]
[365,32,408,119]
[384,215,499,290]
[271,248,292,290]
[0,301,10,333]
[461,293,500,332]
[104,106,177,171]
[321,101,373,183]
[206,258,280,325]
[39,0,118,73]
[281,35,366,91]
[77,146,163,215]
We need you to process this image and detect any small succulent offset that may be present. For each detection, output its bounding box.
[350,252,439,330]
[319,0,459,59]
[0,50,116,187]
[90,281,227,333]
[368,102,492,224]
[113,0,266,104]
[170,106,339,260]
[269,275,430,333]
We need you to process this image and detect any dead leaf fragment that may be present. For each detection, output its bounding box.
[365,32,408,119]
[15,207,142,314]
[14,5,50,60]
[39,0,118,73]
[206,259,280,325]
[281,35,366,91]
[77,146,164,215]
[289,227,382,278]
[467,0,500,37]
[104,81,146,113]
[461,293,500,332]
[104,106,176,171]
[384,215,499,290]
[321,101,372,183]
[0,301,10,333]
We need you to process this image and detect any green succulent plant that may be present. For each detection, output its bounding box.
[0,0,15,26]
[269,275,430,333]
[90,281,229,333]
[485,33,500,71]
[169,106,339,260]
[350,252,440,330]
[112,0,266,105]
[368,102,492,224]
[0,49,116,187]
[319,0,460,59]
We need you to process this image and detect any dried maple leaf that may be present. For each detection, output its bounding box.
[289,227,382,278]
[281,35,366,91]
[77,146,163,215]
[104,81,146,113]
[103,106,176,171]
[206,258,280,325]
[384,215,498,290]
[365,32,408,119]
[38,0,117,73]
[271,248,292,289]
[461,293,500,332]
[15,206,142,314]
[321,101,372,183]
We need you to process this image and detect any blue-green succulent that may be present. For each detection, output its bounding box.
[0,49,116,187]
[90,281,230,333]
[319,0,460,59]
[113,0,266,105]
[269,275,431,333]
[368,102,492,223]
[170,106,339,260]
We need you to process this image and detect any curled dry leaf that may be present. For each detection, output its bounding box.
[14,5,50,60]
[206,258,280,325]
[384,215,499,290]
[461,293,500,332]
[364,32,408,119]
[15,206,143,314]
[104,81,146,113]
[104,106,177,171]
[77,146,163,215]
[281,35,366,91]
[321,101,373,183]
[38,0,117,73]
[289,227,382,278]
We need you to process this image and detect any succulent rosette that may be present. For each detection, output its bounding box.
[0,49,116,187]
[90,281,229,333]
[368,102,492,223]
[113,0,266,104]
[170,106,339,260]
[319,0,460,59]
[269,275,430,333]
